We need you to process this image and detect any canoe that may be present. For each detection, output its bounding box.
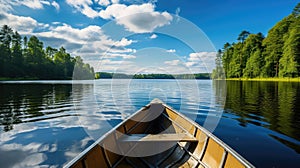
[65,99,254,168]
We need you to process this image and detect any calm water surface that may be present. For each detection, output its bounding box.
[0,80,299,167]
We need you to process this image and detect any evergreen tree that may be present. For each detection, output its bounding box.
[54,47,74,78]
[219,3,300,79]
[73,56,95,80]
[279,16,300,77]
[237,30,250,43]
[0,25,95,80]
[243,49,263,78]
[230,42,243,78]
[261,16,292,77]
[0,25,13,76]
[212,49,225,79]
[11,31,23,77]
[292,2,300,16]
[46,46,58,59]
[222,43,233,78]
[242,33,264,78]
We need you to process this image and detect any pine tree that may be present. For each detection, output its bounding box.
[279,16,300,77]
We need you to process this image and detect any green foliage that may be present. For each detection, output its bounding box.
[243,49,263,78]
[211,49,225,79]
[242,33,264,78]
[292,2,300,16]
[0,25,94,80]
[279,16,300,77]
[262,16,292,77]
[73,56,95,80]
[237,30,250,43]
[0,25,13,77]
[222,43,233,78]
[229,42,243,78]
[220,3,300,79]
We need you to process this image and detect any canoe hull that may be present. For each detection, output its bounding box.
[65,100,254,168]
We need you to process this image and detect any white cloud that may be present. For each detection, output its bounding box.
[17,0,44,9]
[2,10,131,60]
[51,1,60,11]
[98,0,110,6]
[0,2,13,12]
[82,5,100,18]
[34,23,137,63]
[41,1,51,6]
[1,0,60,11]
[185,52,217,72]
[164,60,180,66]
[166,49,176,53]
[65,1,172,33]
[99,3,152,19]
[102,53,136,59]
[99,3,172,33]
[52,21,61,25]
[6,0,48,10]
[113,37,136,47]
[188,52,216,62]
[100,59,122,65]
[111,0,119,4]
[150,34,157,39]
[66,0,95,18]
[87,59,137,72]
[37,24,104,43]
[0,13,38,34]
[66,0,93,7]
[66,0,102,18]
[185,62,197,67]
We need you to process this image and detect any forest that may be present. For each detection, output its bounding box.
[212,3,300,79]
[96,72,210,79]
[0,25,95,80]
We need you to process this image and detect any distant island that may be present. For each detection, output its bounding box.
[95,72,210,79]
[212,3,300,80]
[0,25,95,80]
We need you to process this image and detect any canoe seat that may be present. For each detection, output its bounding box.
[119,133,198,142]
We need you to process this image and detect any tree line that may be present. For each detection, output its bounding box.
[96,72,210,79]
[0,25,95,80]
[213,3,300,79]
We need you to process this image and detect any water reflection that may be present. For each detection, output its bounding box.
[0,84,73,132]
[212,81,300,167]
[225,81,300,142]
[0,82,97,167]
[0,80,300,167]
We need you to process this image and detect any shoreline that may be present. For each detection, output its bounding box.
[0,78,211,81]
[222,78,300,82]
[2,77,300,82]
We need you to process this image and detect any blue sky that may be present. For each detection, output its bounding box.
[0,0,298,74]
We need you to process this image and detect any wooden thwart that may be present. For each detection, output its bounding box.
[119,133,198,142]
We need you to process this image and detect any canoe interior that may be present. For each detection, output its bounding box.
[67,102,253,168]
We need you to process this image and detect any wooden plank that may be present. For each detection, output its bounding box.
[201,138,225,168]
[119,133,198,142]
[224,153,246,168]
[84,145,108,168]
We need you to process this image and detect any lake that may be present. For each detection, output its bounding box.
[0,79,299,167]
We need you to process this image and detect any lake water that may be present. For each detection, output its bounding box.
[0,79,299,167]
